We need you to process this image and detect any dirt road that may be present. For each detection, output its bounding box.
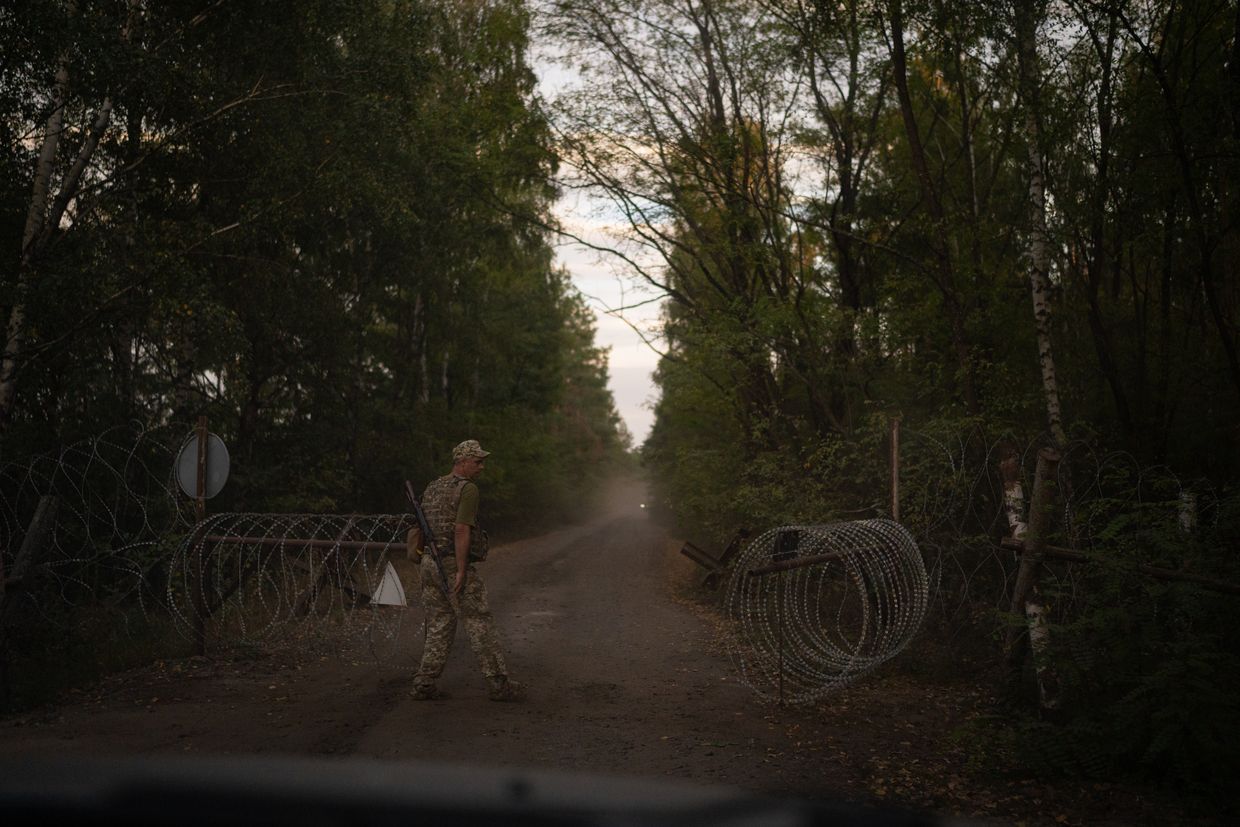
[0,481,1207,824]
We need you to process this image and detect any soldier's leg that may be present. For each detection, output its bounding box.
[413,555,457,689]
[458,566,508,680]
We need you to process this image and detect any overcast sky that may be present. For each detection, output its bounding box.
[534,56,664,446]
[551,190,664,446]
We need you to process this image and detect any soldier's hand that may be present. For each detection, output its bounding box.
[453,569,467,594]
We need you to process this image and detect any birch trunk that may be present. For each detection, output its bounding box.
[1178,492,1197,534]
[1025,586,1059,710]
[1,0,129,427]
[999,454,1028,540]
[0,53,71,425]
[1000,452,1060,707]
[1016,0,1067,448]
[1006,447,1061,711]
[3,97,113,419]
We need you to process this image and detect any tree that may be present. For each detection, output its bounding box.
[1,0,626,523]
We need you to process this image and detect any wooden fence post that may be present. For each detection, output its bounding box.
[0,495,59,708]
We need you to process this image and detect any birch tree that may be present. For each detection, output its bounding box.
[0,1,267,429]
[1014,0,1067,447]
[2,1,117,426]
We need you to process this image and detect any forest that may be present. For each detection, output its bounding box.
[3,0,1239,809]
[1,0,627,529]
[543,0,1240,801]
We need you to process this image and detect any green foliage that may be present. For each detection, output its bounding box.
[1,0,626,529]
[1110,639,1240,789]
[1,0,628,707]
[992,487,1240,797]
[626,0,1238,515]
[972,614,1240,797]
[614,0,1240,798]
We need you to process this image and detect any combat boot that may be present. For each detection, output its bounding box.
[487,676,525,702]
[411,683,449,701]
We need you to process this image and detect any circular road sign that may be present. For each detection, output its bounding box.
[175,432,230,499]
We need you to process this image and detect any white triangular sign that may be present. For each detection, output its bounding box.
[371,561,407,606]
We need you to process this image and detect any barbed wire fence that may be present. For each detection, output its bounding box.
[712,418,1228,703]
[1,426,426,681]
[0,425,191,632]
[166,511,418,659]
[3,421,1228,708]
[887,421,1220,618]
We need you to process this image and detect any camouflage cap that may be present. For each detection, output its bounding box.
[452,439,491,462]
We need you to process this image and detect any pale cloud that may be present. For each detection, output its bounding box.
[537,50,665,446]
[608,363,658,444]
[556,201,663,444]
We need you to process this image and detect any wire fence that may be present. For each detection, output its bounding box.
[167,511,416,653]
[0,426,420,662]
[2,421,1230,699]
[702,418,1232,701]
[887,420,1223,628]
[1,424,191,628]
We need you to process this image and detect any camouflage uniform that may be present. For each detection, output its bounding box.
[413,552,507,684]
[412,473,507,688]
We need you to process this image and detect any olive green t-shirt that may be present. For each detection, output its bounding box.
[455,480,479,527]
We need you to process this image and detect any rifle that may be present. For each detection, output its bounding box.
[404,480,454,600]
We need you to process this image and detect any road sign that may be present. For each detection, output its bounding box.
[175,431,230,499]
[371,562,407,606]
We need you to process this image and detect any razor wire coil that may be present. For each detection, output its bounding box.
[0,425,189,623]
[724,519,928,705]
[167,511,418,645]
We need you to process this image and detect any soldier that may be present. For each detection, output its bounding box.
[408,439,523,702]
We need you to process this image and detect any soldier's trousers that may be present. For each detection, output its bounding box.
[413,554,507,686]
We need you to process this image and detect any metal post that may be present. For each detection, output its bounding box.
[195,416,207,524]
[890,417,901,523]
[192,416,208,654]
[777,570,785,706]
